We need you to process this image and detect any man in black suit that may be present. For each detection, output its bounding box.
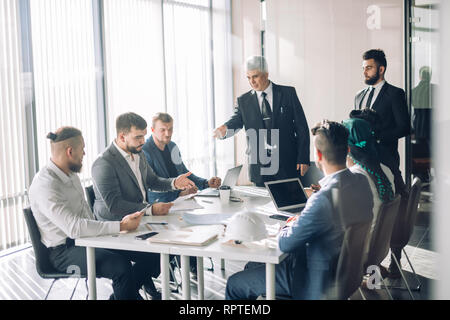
[354,49,411,278]
[214,56,310,187]
[354,49,410,195]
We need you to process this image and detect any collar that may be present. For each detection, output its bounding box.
[48,159,73,184]
[113,140,133,160]
[318,168,348,188]
[255,81,273,97]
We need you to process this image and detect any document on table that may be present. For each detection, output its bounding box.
[182,212,235,225]
[169,197,203,213]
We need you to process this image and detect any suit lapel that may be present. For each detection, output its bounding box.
[271,83,281,127]
[357,88,369,109]
[109,143,141,191]
[371,81,388,112]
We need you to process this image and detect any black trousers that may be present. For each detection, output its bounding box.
[49,243,160,300]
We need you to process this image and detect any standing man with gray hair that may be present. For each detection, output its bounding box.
[213,56,310,187]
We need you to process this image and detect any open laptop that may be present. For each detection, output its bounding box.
[264,178,309,218]
[196,165,243,197]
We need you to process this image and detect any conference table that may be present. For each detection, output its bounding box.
[75,186,288,300]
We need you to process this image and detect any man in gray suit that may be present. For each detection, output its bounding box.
[92,112,195,221]
[91,112,195,299]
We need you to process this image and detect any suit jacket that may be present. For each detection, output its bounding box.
[224,82,310,184]
[278,169,373,299]
[142,136,208,203]
[354,81,410,171]
[91,142,174,221]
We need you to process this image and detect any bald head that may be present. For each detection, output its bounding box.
[47,127,85,173]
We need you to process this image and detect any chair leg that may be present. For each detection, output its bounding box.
[358,287,367,300]
[377,270,394,300]
[85,279,89,300]
[391,254,415,300]
[142,285,150,300]
[45,279,57,300]
[403,248,422,291]
[69,278,80,300]
[169,264,181,293]
[208,257,214,272]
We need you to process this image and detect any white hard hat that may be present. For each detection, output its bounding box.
[223,210,268,243]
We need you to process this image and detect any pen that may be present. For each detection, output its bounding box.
[146,222,168,225]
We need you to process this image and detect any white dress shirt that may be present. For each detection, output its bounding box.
[362,80,386,108]
[255,81,273,113]
[28,160,120,248]
[113,140,146,200]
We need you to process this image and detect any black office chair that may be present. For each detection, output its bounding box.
[300,161,324,188]
[327,221,372,300]
[23,207,87,300]
[84,185,95,213]
[389,177,423,292]
[363,195,403,300]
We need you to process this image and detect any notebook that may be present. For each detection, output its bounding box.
[147,225,222,246]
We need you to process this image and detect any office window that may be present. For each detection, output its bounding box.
[163,0,221,178]
[0,0,29,250]
[29,0,99,183]
[102,0,166,142]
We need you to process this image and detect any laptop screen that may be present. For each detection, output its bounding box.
[222,165,243,187]
[265,178,308,210]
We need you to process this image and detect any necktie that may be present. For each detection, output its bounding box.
[366,87,375,108]
[261,92,272,145]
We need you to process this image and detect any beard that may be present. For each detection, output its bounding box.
[69,162,83,173]
[364,68,381,85]
[126,144,143,154]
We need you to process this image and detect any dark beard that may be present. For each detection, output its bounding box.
[364,68,380,85]
[69,163,83,173]
[127,145,142,154]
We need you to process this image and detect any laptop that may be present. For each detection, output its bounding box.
[264,178,309,217]
[196,165,243,197]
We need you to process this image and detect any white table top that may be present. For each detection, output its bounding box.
[76,187,288,264]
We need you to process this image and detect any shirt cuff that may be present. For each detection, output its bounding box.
[146,205,153,216]
[171,178,176,190]
[110,221,121,234]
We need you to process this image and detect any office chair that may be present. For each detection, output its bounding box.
[389,177,423,292]
[363,195,404,300]
[84,185,95,213]
[23,207,87,300]
[327,221,372,300]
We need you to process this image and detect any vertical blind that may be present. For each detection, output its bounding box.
[0,0,29,250]
[163,0,216,179]
[30,0,99,183]
[103,0,166,142]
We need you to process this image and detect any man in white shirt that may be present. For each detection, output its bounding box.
[29,127,156,299]
[213,56,310,187]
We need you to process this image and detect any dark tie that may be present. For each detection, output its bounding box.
[366,87,375,108]
[261,92,272,145]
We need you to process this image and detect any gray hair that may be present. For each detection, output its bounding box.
[246,56,268,73]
